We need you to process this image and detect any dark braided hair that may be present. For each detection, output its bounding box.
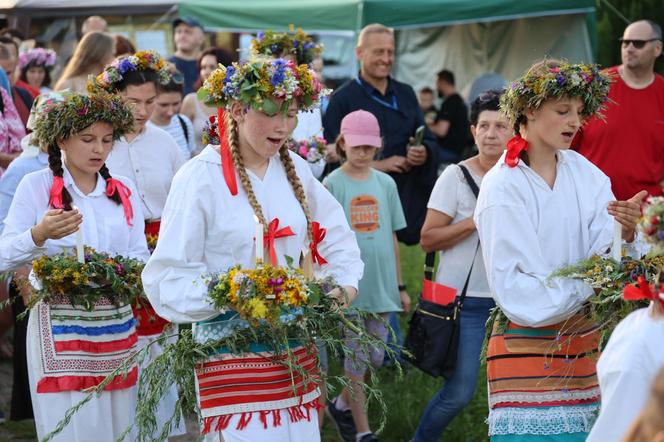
[47,143,73,211]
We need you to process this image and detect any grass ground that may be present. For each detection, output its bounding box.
[0,244,489,442]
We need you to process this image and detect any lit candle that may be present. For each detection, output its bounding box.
[254,215,264,264]
[612,220,622,262]
[75,228,84,264]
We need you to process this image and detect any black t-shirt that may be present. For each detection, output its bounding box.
[435,93,470,154]
[168,56,198,95]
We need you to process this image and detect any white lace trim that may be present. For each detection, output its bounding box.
[488,405,598,436]
[489,387,601,408]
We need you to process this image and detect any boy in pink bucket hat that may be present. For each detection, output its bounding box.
[323,110,409,442]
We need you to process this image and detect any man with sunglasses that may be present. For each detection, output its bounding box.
[573,20,663,200]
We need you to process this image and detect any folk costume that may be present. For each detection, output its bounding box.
[142,58,362,441]
[0,92,149,441]
[89,51,186,438]
[474,62,638,441]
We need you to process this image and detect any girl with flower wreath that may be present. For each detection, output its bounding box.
[0,91,149,441]
[17,47,56,96]
[142,57,362,441]
[474,59,647,441]
[88,49,186,438]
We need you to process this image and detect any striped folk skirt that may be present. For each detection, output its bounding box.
[487,313,601,440]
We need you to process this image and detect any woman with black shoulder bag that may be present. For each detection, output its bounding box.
[411,90,512,442]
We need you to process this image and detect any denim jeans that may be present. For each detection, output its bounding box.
[413,296,495,442]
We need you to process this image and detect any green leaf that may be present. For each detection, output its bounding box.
[261,99,277,116]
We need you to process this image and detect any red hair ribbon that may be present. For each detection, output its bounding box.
[309,222,328,265]
[49,176,65,209]
[623,276,662,307]
[264,218,295,266]
[505,134,528,168]
[218,108,238,196]
[105,178,134,226]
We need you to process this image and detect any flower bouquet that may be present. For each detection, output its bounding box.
[44,261,399,442]
[28,247,145,311]
[640,196,664,254]
[287,135,327,179]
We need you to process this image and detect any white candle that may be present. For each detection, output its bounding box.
[75,228,84,263]
[612,220,622,262]
[254,215,264,264]
[301,249,313,279]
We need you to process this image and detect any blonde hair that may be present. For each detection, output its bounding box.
[55,32,115,89]
[622,366,664,442]
[226,114,313,241]
[357,23,394,48]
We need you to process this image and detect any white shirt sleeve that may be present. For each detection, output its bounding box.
[0,173,47,271]
[427,164,459,217]
[304,165,363,289]
[475,199,593,327]
[141,167,217,323]
[122,178,150,263]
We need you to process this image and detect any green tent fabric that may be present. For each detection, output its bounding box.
[179,0,594,32]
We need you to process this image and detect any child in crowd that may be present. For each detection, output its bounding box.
[0,91,148,441]
[475,59,646,441]
[148,63,197,161]
[88,50,185,438]
[587,272,664,442]
[324,110,409,442]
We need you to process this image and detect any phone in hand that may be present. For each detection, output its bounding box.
[412,125,426,147]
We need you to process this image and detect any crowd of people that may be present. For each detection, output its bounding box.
[0,12,661,442]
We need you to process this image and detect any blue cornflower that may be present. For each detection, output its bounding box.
[118,58,135,75]
[256,32,265,41]
[223,66,235,84]
[293,40,300,48]
[556,74,566,86]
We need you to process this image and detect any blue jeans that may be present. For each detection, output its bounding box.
[413,296,495,442]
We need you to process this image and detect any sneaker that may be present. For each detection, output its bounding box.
[326,398,356,442]
[358,433,379,442]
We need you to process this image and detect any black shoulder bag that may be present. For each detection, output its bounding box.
[403,164,480,378]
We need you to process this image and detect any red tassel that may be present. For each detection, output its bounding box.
[272,409,281,427]
[236,412,253,430]
[202,417,214,434]
[215,415,232,432]
[259,410,270,429]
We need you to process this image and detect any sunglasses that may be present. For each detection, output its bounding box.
[619,38,660,49]
[477,91,501,103]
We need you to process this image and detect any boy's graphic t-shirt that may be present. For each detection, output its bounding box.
[324,168,406,313]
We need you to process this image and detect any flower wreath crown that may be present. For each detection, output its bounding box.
[197,57,328,116]
[18,48,56,70]
[500,61,613,127]
[31,91,134,148]
[251,26,322,66]
[88,50,170,93]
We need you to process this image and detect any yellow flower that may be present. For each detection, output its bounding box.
[247,297,268,319]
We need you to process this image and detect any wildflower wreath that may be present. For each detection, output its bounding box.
[641,196,664,254]
[30,91,134,148]
[500,61,612,126]
[45,261,400,442]
[251,26,323,65]
[18,47,56,70]
[27,247,145,311]
[197,58,327,116]
[88,50,170,93]
[287,135,326,163]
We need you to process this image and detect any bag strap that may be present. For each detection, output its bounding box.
[457,164,480,198]
[457,164,481,304]
[177,115,190,144]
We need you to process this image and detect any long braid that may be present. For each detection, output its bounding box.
[99,164,122,205]
[278,145,313,242]
[226,115,268,230]
[47,143,73,211]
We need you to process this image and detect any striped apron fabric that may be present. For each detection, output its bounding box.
[132,220,169,336]
[193,315,320,434]
[487,313,601,437]
[35,296,138,393]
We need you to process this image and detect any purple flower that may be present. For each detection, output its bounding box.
[556,74,566,86]
[118,58,135,75]
[658,229,664,240]
[223,66,235,84]
[77,106,89,116]
[270,44,279,53]
[293,40,300,48]
[257,32,265,42]
[303,42,315,50]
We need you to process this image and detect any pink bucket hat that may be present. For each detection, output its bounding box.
[340,110,382,148]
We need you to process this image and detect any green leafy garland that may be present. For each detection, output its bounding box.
[27,247,145,311]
